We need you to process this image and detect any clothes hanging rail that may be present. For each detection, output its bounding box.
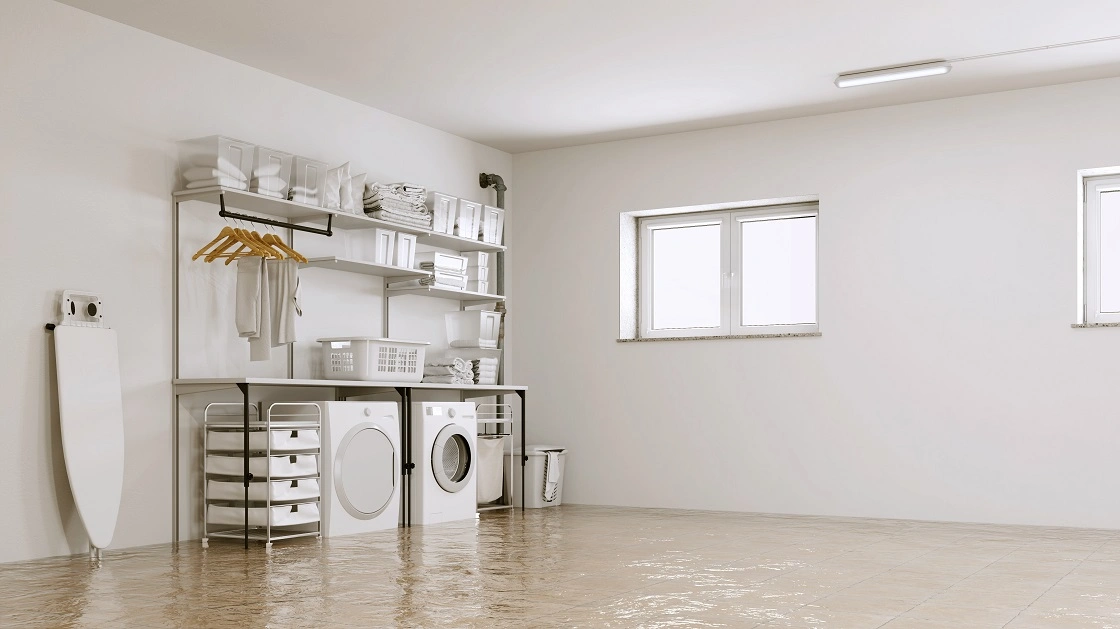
[217,192,333,237]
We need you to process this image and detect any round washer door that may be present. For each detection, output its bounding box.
[335,424,396,520]
[431,424,474,493]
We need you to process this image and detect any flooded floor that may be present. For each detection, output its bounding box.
[3,505,1120,628]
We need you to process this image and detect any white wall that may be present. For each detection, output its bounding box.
[0,0,510,563]
[513,77,1120,530]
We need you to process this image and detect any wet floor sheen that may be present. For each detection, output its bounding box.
[3,505,1120,628]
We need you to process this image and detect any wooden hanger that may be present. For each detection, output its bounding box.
[263,233,307,263]
[192,226,236,261]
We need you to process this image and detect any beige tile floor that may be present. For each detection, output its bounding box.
[3,505,1120,628]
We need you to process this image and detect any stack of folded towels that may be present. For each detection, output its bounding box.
[422,357,474,384]
[364,182,432,229]
[387,253,467,291]
[249,161,288,199]
[472,356,500,385]
[181,156,248,191]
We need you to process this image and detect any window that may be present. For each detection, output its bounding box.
[639,203,818,338]
[1084,175,1120,324]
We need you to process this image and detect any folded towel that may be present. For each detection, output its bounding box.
[253,162,283,177]
[422,375,474,385]
[367,211,432,229]
[189,156,247,181]
[424,365,473,377]
[185,177,248,190]
[184,166,247,182]
[253,189,285,199]
[250,175,288,191]
[451,340,497,349]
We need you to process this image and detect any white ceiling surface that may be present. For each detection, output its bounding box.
[57,0,1120,153]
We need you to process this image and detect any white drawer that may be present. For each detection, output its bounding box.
[207,429,320,453]
[206,454,318,478]
[207,479,320,502]
[207,503,319,527]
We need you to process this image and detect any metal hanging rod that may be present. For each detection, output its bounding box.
[218,193,333,237]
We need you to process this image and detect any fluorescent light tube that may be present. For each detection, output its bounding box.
[835,61,952,88]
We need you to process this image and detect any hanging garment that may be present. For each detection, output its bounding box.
[235,256,263,337]
[248,259,272,362]
[543,451,561,502]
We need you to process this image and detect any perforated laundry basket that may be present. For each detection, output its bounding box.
[505,446,566,508]
[317,337,428,382]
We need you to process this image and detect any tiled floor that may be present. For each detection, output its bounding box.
[3,506,1120,628]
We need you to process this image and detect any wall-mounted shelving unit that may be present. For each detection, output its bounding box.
[302,257,429,278]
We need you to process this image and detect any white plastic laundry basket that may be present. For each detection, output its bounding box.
[505,446,566,508]
[317,337,428,382]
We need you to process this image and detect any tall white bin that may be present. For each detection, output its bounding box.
[505,446,566,508]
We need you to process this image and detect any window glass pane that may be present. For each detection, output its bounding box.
[651,224,722,329]
[1101,191,1120,313]
[740,216,816,326]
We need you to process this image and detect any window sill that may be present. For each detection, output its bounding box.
[1071,322,1120,328]
[618,332,821,343]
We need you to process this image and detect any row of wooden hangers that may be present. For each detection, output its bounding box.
[192,221,308,264]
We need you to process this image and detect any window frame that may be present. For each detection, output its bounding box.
[1084,175,1120,324]
[638,203,819,339]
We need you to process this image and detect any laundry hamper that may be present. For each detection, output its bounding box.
[476,436,506,504]
[506,446,566,508]
[317,337,428,382]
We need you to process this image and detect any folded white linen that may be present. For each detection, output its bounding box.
[185,177,248,190]
[422,375,473,385]
[250,175,288,191]
[190,155,247,180]
[253,162,283,177]
[184,166,247,182]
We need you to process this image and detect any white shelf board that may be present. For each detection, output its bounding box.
[386,286,505,303]
[302,257,429,278]
[174,377,526,394]
[174,187,505,252]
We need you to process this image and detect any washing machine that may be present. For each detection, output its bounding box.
[409,402,478,525]
[321,401,401,537]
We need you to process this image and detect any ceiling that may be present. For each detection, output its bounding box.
[58,0,1120,153]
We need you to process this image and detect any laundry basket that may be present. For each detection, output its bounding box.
[476,436,506,504]
[505,446,566,508]
[317,338,428,382]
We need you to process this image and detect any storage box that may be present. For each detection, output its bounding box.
[445,310,501,349]
[395,233,417,269]
[428,192,458,235]
[372,228,396,266]
[208,503,320,527]
[318,337,428,382]
[250,146,293,197]
[177,135,255,191]
[415,251,467,273]
[291,156,329,206]
[506,446,566,508]
[207,429,320,453]
[207,479,320,502]
[463,252,489,267]
[456,200,482,239]
[464,266,488,281]
[205,454,319,478]
[480,206,506,245]
[466,280,490,294]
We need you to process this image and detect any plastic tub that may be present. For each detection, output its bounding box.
[445,311,501,349]
[291,156,329,206]
[428,192,458,235]
[505,446,566,508]
[318,337,428,382]
[250,146,293,197]
[177,135,255,191]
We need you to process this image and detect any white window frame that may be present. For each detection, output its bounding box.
[639,203,818,339]
[1084,174,1120,324]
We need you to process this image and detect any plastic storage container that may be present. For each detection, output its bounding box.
[445,310,501,349]
[506,446,566,508]
[207,478,320,502]
[290,156,329,206]
[318,337,428,382]
[480,206,506,245]
[250,146,293,198]
[456,200,482,239]
[463,251,489,267]
[207,429,320,452]
[428,192,458,235]
[177,135,255,191]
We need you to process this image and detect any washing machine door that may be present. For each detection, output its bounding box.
[335,423,397,520]
[431,424,474,493]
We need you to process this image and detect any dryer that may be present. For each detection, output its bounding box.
[409,402,477,525]
[321,402,401,537]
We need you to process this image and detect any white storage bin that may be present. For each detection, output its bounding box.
[480,206,506,245]
[506,446,566,508]
[445,310,501,348]
[464,266,488,281]
[207,429,320,453]
[291,156,329,206]
[396,233,417,269]
[177,135,255,191]
[463,251,489,267]
[208,478,320,502]
[318,337,428,382]
[250,146,293,197]
[456,200,482,239]
[207,503,320,527]
[372,228,396,266]
[466,280,490,294]
[428,192,458,235]
[206,454,319,478]
[415,251,467,273]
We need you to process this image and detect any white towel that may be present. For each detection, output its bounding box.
[185,177,248,190]
[253,162,283,177]
[543,451,560,502]
[275,259,301,345]
[249,258,271,362]
[192,155,247,180]
[235,256,262,337]
[183,166,247,182]
[250,175,288,192]
[421,375,473,385]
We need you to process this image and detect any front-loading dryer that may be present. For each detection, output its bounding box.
[321,401,401,537]
[409,402,477,525]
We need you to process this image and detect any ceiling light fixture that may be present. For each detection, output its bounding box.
[835,61,951,88]
[834,33,1120,88]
